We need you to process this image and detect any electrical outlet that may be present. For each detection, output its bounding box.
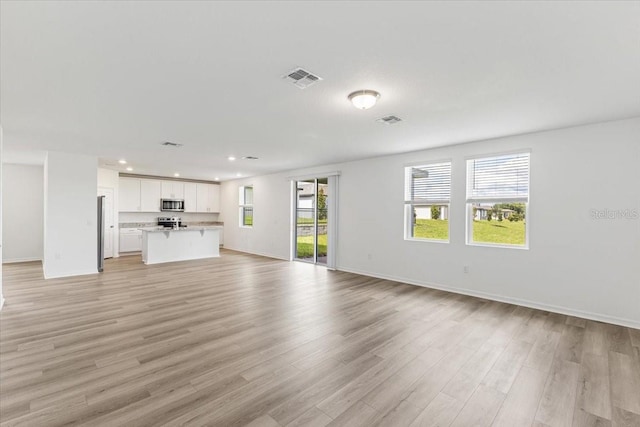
[463,265,469,274]
[367,253,372,261]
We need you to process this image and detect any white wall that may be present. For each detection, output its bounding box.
[2,164,44,263]
[97,168,119,257]
[0,126,4,309]
[221,175,293,259]
[220,118,640,328]
[43,151,98,279]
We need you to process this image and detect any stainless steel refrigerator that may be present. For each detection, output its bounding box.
[97,196,105,272]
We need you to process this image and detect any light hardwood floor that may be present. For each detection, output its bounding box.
[1,250,639,427]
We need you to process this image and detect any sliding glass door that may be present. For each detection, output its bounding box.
[295,178,328,265]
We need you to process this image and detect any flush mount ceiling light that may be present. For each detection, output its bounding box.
[126,167,133,172]
[174,173,180,177]
[348,90,380,110]
[228,156,236,161]
[118,159,127,164]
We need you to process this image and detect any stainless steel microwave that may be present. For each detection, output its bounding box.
[161,199,185,212]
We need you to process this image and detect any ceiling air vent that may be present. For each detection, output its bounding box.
[376,115,403,125]
[242,156,259,160]
[283,67,322,89]
[160,141,183,147]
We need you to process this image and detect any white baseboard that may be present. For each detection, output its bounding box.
[337,266,640,330]
[2,257,42,264]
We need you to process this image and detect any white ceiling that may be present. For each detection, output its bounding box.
[2,1,639,181]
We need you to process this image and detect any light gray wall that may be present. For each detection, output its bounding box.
[220,118,640,328]
[2,164,44,263]
[43,151,98,278]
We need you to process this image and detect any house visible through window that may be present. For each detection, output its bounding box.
[466,152,530,247]
[404,161,452,241]
[239,185,253,227]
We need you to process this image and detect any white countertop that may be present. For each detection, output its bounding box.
[139,226,223,232]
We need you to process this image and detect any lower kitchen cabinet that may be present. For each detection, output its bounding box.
[120,228,143,252]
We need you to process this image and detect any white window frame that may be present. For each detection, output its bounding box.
[465,151,530,249]
[404,160,452,243]
[239,185,253,228]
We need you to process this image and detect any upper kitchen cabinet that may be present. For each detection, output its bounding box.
[196,183,220,213]
[119,177,141,212]
[161,180,185,199]
[140,179,162,212]
[120,177,218,213]
[184,182,198,213]
[208,184,220,212]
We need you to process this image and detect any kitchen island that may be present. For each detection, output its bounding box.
[139,226,222,265]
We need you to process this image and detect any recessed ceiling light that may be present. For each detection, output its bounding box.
[348,89,380,110]
[174,173,180,177]
[118,159,127,164]
[214,177,220,181]
[228,156,236,161]
[126,167,133,171]
[236,173,242,177]
[242,156,259,160]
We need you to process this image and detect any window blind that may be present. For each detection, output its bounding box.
[466,152,530,202]
[404,162,451,204]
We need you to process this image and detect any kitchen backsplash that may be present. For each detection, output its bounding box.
[119,212,219,224]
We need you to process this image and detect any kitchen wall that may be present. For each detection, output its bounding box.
[220,117,640,328]
[43,151,98,279]
[2,164,44,263]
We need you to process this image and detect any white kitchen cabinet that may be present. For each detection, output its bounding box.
[161,180,184,199]
[196,183,209,212]
[120,228,142,252]
[208,184,220,212]
[119,178,141,212]
[120,177,217,213]
[140,179,162,212]
[184,182,198,213]
[196,183,220,212]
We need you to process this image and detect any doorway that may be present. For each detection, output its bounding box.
[294,178,328,265]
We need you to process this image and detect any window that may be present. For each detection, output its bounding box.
[239,185,253,227]
[404,161,451,241]
[466,152,530,247]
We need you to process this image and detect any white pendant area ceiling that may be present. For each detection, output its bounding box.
[1,1,639,181]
